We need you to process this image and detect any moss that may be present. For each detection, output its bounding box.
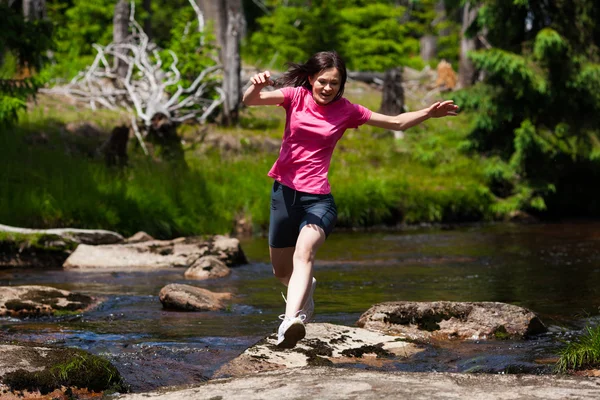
[3,348,128,395]
[329,334,351,345]
[0,232,78,252]
[293,339,335,367]
[493,325,512,340]
[340,345,393,359]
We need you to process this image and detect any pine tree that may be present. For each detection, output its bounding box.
[456,0,600,216]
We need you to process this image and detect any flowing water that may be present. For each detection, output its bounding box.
[1,221,600,391]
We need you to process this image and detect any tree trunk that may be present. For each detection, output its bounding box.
[458,2,479,88]
[419,0,446,61]
[420,35,438,62]
[22,0,45,21]
[221,0,242,126]
[379,67,404,116]
[197,0,243,126]
[113,0,130,79]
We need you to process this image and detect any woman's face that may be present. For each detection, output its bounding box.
[309,67,341,106]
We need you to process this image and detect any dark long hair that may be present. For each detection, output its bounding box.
[276,51,348,102]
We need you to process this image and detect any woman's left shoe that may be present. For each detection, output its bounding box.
[276,314,306,348]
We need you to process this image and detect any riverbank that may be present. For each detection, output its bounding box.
[1,82,514,240]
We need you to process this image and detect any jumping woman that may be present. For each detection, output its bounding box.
[242,51,458,348]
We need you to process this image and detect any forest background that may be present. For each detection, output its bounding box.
[1,0,600,239]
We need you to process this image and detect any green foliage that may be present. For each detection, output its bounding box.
[44,0,192,79]
[556,325,600,373]
[0,76,45,125]
[0,95,26,125]
[0,3,54,71]
[339,4,423,71]
[162,7,219,90]
[533,28,568,62]
[243,5,323,68]
[0,4,52,126]
[459,1,600,216]
[245,0,450,70]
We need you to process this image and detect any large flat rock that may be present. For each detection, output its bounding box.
[63,235,247,270]
[118,367,600,400]
[214,323,422,378]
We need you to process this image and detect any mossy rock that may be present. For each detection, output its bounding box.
[0,286,97,318]
[0,344,128,395]
[0,232,77,267]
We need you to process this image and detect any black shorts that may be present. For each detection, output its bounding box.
[269,181,338,248]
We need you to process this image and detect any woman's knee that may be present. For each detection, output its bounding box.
[294,225,326,264]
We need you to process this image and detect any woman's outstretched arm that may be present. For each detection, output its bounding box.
[242,71,285,106]
[365,100,459,131]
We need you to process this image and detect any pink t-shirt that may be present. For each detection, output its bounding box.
[268,86,372,194]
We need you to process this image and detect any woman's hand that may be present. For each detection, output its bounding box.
[426,100,459,118]
[243,71,283,106]
[250,71,274,88]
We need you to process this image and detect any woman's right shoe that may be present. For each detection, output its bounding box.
[276,314,306,348]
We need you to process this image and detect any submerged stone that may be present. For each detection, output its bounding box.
[0,285,97,318]
[159,283,232,311]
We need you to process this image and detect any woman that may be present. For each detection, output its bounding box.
[242,51,458,348]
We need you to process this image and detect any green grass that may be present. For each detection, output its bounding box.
[0,82,511,238]
[0,231,78,251]
[556,325,600,373]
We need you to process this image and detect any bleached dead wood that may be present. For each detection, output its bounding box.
[41,1,223,129]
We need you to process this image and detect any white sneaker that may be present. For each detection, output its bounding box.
[281,277,317,323]
[276,314,306,348]
[301,278,317,323]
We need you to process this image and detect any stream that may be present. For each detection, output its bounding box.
[1,221,600,391]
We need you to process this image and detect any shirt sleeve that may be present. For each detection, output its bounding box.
[278,86,297,110]
[347,103,373,129]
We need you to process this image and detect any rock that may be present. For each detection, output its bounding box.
[159,284,231,311]
[214,323,422,378]
[64,121,104,139]
[116,367,600,400]
[0,343,127,395]
[0,223,124,245]
[357,301,547,341]
[0,233,76,268]
[63,235,247,270]
[211,235,248,266]
[0,224,125,267]
[125,231,155,243]
[184,256,231,280]
[0,286,97,317]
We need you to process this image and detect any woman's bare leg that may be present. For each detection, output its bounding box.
[270,246,295,286]
[284,224,325,318]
